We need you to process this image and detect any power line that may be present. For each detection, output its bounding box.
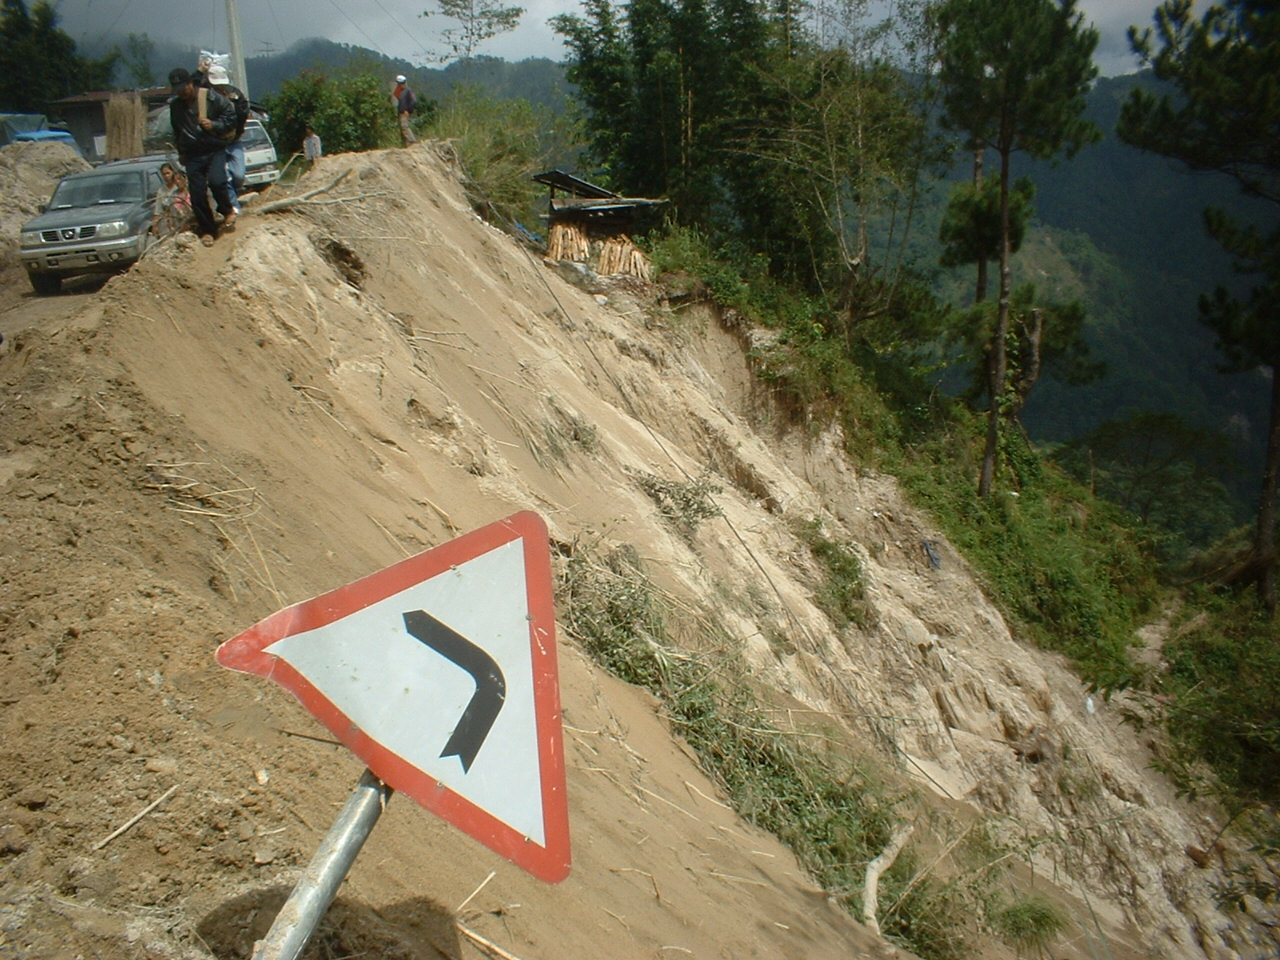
[367,0,436,64]
[263,0,288,55]
[322,0,388,58]
[101,0,136,40]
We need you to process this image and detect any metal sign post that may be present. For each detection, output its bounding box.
[252,769,393,960]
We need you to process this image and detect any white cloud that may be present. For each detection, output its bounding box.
[1076,0,1156,76]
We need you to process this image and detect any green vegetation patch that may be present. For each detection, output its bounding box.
[988,894,1068,956]
[1157,592,1280,803]
[651,224,1157,690]
[629,468,723,538]
[899,433,1156,687]
[796,518,870,629]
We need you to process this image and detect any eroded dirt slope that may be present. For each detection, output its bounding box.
[1,142,1276,960]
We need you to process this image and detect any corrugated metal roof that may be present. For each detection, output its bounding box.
[531,169,619,199]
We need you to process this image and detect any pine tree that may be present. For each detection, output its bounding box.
[552,0,634,184]
[1119,0,1280,614]
[938,175,1035,304]
[930,0,1099,497]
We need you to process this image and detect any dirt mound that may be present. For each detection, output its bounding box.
[0,140,89,264]
[1,144,1276,960]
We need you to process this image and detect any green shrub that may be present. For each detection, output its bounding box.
[630,469,722,538]
[265,69,400,158]
[1158,592,1280,803]
[796,518,869,628]
[424,85,577,227]
[989,895,1067,956]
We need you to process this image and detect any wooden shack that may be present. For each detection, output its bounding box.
[50,87,171,161]
[532,170,667,280]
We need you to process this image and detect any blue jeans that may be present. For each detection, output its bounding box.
[224,142,245,208]
[185,150,233,237]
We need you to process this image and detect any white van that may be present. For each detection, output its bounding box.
[240,119,279,186]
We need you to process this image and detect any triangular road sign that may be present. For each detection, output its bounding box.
[216,511,571,883]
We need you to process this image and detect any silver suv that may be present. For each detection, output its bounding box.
[19,156,169,295]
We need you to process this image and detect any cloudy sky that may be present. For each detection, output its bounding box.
[52,0,1157,77]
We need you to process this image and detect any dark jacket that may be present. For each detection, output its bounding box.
[169,88,236,161]
[205,79,251,141]
[221,84,250,140]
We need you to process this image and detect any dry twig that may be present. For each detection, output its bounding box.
[257,169,353,213]
[456,923,524,960]
[92,784,178,851]
[611,867,663,902]
[456,870,496,914]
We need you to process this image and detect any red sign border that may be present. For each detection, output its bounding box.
[216,511,570,883]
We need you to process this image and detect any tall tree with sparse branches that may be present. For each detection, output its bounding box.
[930,0,1099,498]
[424,0,524,64]
[1118,0,1280,615]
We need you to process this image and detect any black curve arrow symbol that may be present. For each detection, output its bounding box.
[402,610,506,773]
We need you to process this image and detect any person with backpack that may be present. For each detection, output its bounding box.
[393,74,417,147]
[205,63,251,216]
[168,67,236,244]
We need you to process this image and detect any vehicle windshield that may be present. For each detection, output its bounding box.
[49,172,146,209]
[241,124,270,146]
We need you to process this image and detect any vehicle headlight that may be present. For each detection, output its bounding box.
[95,220,131,238]
[20,230,43,248]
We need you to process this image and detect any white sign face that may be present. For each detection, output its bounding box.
[217,512,570,882]
[264,540,544,843]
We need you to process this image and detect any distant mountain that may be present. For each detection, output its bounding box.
[1011,72,1267,457]
[244,39,572,111]
[81,35,572,111]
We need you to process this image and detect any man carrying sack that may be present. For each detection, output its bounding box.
[168,67,237,244]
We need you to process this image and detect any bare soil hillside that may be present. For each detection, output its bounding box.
[1,142,1276,960]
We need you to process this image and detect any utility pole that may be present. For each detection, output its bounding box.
[225,0,249,98]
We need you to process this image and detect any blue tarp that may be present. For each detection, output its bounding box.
[12,129,80,154]
[0,113,48,145]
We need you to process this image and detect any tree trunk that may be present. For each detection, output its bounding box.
[978,145,1013,499]
[1007,308,1043,422]
[1256,364,1280,616]
[972,148,988,305]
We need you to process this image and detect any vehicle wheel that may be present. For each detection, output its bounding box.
[28,272,61,296]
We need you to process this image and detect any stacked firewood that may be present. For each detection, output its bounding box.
[597,235,651,280]
[548,223,652,280]
[547,221,590,262]
[105,92,145,161]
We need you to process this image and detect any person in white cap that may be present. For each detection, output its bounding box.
[205,63,250,217]
[392,74,417,146]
